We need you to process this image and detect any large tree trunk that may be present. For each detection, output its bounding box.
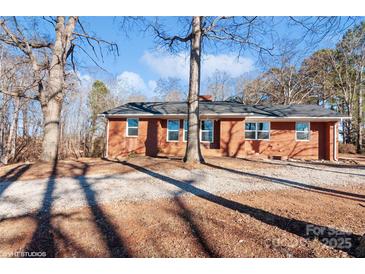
[40,16,77,162]
[40,97,63,162]
[183,16,205,164]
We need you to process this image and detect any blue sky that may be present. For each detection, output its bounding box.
[67,16,363,99]
[75,17,258,98]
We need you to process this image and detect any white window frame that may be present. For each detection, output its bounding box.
[244,121,270,140]
[245,122,257,140]
[126,118,139,137]
[295,122,310,141]
[200,119,214,143]
[166,119,180,142]
[183,119,188,142]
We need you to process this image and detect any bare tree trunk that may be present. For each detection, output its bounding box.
[11,98,19,159]
[0,100,6,160]
[22,103,28,137]
[0,119,3,160]
[83,131,87,157]
[40,16,77,162]
[183,16,205,164]
[345,103,352,144]
[357,75,363,153]
[41,97,63,162]
[89,119,97,157]
[2,96,20,164]
[59,115,65,159]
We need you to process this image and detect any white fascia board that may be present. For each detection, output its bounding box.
[103,113,351,121]
[104,113,186,119]
[245,116,351,122]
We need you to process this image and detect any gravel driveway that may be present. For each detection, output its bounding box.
[0,159,364,219]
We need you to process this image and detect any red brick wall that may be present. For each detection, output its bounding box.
[108,118,148,157]
[158,119,185,156]
[107,118,337,160]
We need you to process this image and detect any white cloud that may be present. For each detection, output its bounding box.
[141,50,254,80]
[203,54,254,78]
[147,80,157,91]
[113,71,156,99]
[141,51,189,80]
[74,72,93,91]
[75,73,94,100]
[79,73,93,84]
[116,71,147,93]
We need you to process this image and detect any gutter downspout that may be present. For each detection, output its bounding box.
[334,120,338,161]
[106,118,109,159]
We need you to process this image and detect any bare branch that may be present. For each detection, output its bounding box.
[74,44,107,72]
[202,16,232,34]
[42,16,56,28]
[0,18,53,50]
[150,23,192,48]
[0,88,39,100]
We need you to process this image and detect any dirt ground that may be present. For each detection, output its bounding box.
[0,153,364,182]
[339,153,365,165]
[0,155,364,258]
[0,184,364,258]
[0,156,189,182]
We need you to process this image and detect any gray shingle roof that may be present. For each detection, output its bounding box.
[102,101,347,118]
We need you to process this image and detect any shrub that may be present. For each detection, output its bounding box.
[339,143,356,154]
[91,136,106,158]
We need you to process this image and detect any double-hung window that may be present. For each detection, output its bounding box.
[167,120,180,142]
[296,122,310,141]
[126,118,139,137]
[245,122,257,140]
[245,122,270,140]
[200,120,214,143]
[183,119,188,142]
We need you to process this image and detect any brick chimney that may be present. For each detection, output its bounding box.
[199,95,212,101]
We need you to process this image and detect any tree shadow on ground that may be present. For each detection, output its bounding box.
[0,164,31,182]
[75,162,129,257]
[204,162,365,203]
[173,193,219,257]
[22,160,128,257]
[24,160,58,257]
[116,160,362,257]
[0,164,31,197]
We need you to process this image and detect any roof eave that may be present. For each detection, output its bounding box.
[102,113,351,121]
[245,116,351,122]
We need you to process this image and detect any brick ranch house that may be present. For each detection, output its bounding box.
[101,97,349,161]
